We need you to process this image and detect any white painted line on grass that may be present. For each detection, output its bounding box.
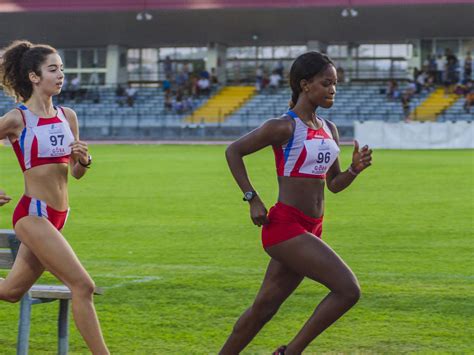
[95,274,162,289]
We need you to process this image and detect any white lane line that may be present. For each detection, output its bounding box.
[95,274,162,289]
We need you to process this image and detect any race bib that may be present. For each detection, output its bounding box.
[33,123,74,158]
[299,138,339,175]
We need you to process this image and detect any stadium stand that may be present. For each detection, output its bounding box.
[1,82,471,139]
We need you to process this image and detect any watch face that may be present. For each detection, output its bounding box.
[245,192,254,201]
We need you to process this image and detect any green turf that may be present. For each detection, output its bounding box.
[0,144,473,354]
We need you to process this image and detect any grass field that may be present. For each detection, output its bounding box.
[0,144,473,354]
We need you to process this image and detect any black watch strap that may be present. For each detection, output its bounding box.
[78,154,92,168]
[243,190,257,202]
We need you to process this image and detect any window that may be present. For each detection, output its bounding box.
[227,47,257,59]
[258,47,273,59]
[58,47,107,85]
[358,45,374,57]
[375,45,390,57]
[97,49,107,68]
[81,49,95,68]
[159,47,207,60]
[327,45,348,58]
[64,50,78,68]
[392,44,411,57]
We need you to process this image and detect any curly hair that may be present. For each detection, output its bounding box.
[0,40,57,102]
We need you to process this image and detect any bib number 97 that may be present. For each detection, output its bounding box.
[50,134,65,146]
[316,152,331,164]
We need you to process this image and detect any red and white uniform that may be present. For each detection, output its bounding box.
[10,105,74,230]
[262,110,340,248]
[273,110,340,179]
[11,105,74,172]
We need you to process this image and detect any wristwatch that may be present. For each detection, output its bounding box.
[78,154,92,168]
[243,190,258,202]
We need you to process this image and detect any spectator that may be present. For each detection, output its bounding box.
[427,54,437,79]
[184,96,194,112]
[183,62,191,78]
[88,63,99,86]
[386,80,400,100]
[445,48,457,65]
[87,65,101,103]
[416,71,427,94]
[164,56,172,78]
[435,54,445,84]
[274,60,284,78]
[164,92,173,111]
[197,75,210,96]
[210,67,219,91]
[70,75,81,101]
[115,84,126,106]
[173,90,185,113]
[425,73,435,92]
[405,80,417,98]
[125,84,137,107]
[261,73,270,91]
[464,53,472,82]
[454,81,468,96]
[413,67,420,82]
[445,48,459,93]
[269,70,281,92]
[401,93,411,121]
[336,66,345,83]
[462,80,474,113]
[255,65,264,91]
[162,75,171,94]
[175,70,187,90]
[190,75,199,98]
[200,69,210,80]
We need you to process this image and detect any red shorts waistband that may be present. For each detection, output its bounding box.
[274,201,323,223]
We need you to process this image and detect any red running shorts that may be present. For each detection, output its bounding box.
[262,202,323,248]
[13,195,70,231]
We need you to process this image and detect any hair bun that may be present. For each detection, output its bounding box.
[11,40,33,58]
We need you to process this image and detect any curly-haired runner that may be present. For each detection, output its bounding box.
[221,52,373,354]
[0,40,108,354]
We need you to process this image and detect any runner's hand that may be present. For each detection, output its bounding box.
[249,197,269,227]
[0,189,11,206]
[70,140,89,165]
[351,140,372,173]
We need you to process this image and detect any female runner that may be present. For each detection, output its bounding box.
[0,40,109,354]
[221,52,372,354]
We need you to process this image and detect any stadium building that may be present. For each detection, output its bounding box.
[0,0,473,142]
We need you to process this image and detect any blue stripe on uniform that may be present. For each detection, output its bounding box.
[286,110,297,119]
[19,128,26,155]
[283,110,297,163]
[283,136,294,164]
[36,200,42,217]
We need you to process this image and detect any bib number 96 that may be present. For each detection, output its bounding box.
[316,152,331,164]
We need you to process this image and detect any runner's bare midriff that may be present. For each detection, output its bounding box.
[23,163,69,210]
[277,176,325,218]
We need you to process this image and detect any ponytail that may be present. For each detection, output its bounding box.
[288,92,299,109]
